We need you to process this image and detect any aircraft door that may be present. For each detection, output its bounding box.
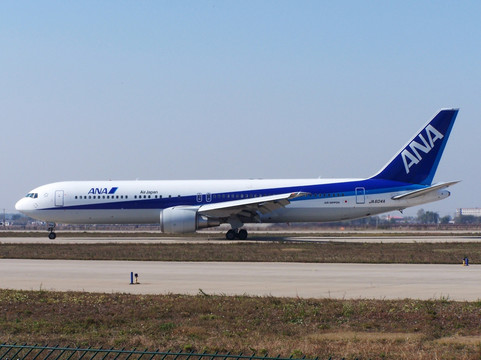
[196,193,212,203]
[355,187,365,204]
[55,190,64,207]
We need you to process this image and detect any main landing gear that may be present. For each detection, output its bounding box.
[226,228,248,240]
[47,223,57,240]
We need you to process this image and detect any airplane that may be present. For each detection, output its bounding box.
[16,108,459,240]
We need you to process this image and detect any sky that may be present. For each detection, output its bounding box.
[1,1,480,217]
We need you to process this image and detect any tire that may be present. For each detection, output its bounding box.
[237,229,248,240]
[226,229,236,240]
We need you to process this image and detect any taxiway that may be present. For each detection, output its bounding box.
[1,259,479,301]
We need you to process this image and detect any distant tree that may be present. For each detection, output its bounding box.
[427,211,440,224]
[440,215,452,224]
[455,215,481,224]
[417,209,425,221]
[417,209,440,224]
[10,214,32,225]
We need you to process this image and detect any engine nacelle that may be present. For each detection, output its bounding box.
[160,206,220,234]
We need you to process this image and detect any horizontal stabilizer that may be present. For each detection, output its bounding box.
[391,181,460,200]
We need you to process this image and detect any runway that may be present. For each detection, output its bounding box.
[2,259,480,301]
[2,233,481,244]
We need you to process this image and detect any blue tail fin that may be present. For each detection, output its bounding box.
[371,109,458,185]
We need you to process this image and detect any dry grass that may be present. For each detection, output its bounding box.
[2,290,481,359]
[1,242,480,264]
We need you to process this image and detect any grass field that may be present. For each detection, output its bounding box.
[2,289,481,359]
[0,241,480,264]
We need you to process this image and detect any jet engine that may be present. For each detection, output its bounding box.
[160,206,220,234]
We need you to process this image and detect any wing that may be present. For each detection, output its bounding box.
[198,192,307,220]
[391,181,460,200]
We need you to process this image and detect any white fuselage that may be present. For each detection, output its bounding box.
[15,179,449,225]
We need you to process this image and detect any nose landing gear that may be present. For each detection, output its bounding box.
[225,228,248,240]
[47,223,57,240]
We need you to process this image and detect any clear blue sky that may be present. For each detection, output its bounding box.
[1,1,480,216]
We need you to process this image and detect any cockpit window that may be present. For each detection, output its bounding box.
[25,193,38,199]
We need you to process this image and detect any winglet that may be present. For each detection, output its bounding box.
[290,191,310,199]
[371,109,458,185]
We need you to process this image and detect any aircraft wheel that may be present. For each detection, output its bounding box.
[48,232,57,240]
[238,229,248,240]
[226,229,236,240]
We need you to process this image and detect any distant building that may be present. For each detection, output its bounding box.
[385,214,405,222]
[456,208,481,217]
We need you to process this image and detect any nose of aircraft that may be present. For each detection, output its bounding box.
[15,198,29,213]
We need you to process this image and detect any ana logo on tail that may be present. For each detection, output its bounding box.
[401,124,444,174]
